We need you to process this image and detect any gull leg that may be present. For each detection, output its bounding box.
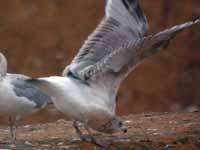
[9,116,16,142]
[72,121,110,147]
[70,120,88,144]
[73,121,84,138]
[72,121,94,142]
[84,124,111,147]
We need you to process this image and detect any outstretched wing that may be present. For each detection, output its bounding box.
[63,0,148,81]
[80,18,200,82]
[62,0,199,111]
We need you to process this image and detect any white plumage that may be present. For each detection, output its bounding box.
[0,53,52,142]
[29,0,200,146]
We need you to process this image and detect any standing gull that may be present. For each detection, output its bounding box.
[29,0,200,146]
[0,53,52,142]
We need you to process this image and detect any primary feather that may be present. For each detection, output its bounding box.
[63,0,148,80]
[63,1,199,107]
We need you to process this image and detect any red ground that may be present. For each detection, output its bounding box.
[0,112,199,150]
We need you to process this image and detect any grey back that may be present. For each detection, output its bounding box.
[11,78,52,109]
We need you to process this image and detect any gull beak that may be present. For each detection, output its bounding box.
[121,127,127,133]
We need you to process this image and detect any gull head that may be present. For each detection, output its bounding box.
[0,52,7,77]
[97,117,127,134]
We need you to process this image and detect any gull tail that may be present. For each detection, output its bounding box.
[140,18,200,59]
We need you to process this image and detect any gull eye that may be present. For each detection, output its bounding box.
[119,121,123,127]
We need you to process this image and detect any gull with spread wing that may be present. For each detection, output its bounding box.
[0,53,52,142]
[28,0,200,146]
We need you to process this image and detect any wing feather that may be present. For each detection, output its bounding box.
[80,18,200,83]
[62,0,148,77]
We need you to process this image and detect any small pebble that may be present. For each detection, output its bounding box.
[125,120,132,124]
[57,142,64,146]
[25,141,34,146]
[146,128,158,131]
[153,132,159,135]
[60,145,70,149]
[24,125,31,128]
[8,144,16,148]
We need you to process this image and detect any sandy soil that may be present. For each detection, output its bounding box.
[0,112,199,150]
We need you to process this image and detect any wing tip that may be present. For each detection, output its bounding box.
[180,17,200,30]
[191,17,200,24]
[105,0,148,35]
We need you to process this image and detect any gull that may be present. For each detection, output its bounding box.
[28,0,200,146]
[0,53,52,142]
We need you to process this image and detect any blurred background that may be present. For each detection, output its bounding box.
[0,0,199,124]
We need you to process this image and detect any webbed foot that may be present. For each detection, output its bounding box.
[81,135,111,147]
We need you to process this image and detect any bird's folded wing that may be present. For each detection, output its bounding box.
[11,78,53,109]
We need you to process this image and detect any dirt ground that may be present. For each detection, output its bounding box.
[0,112,199,150]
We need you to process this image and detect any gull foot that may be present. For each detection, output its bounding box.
[92,138,112,147]
[69,135,92,144]
[80,134,93,142]
[68,137,82,144]
[70,135,111,147]
[80,135,112,147]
